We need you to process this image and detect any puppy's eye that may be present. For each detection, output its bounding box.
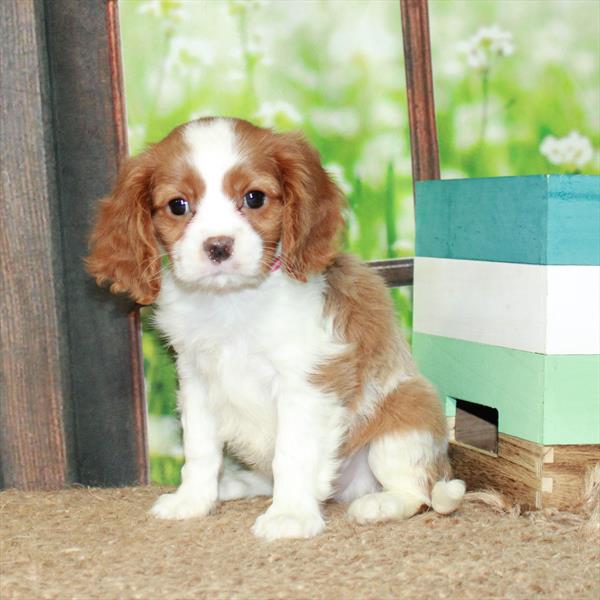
[168,198,189,216]
[243,190,266,209]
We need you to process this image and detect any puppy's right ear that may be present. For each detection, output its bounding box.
[86,152,160,305]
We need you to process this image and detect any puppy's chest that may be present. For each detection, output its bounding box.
[157,273,337,464]
[197,337,280,467]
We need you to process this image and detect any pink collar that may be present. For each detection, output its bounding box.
[270,258,282,273]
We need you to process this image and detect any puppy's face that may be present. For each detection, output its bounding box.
[86,118,343,303]
[152,119,285,292]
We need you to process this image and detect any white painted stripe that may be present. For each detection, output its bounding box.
[413,257,600,355]
[546,266,600,354]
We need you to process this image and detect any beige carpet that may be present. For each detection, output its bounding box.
[1,486,599,600]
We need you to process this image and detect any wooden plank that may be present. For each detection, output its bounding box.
[415,175,600,265]
[1,0,147,490]
[547,176,600,265]
[367,258,414,287]
[543,355,600,445]
[500,434,545,476]
[414,333,600,445]
[450,435,543,509]
[43,0,148,486]
[414,258,548,353]
[0,0,73,489]
[546,267,600,354]
[413,333,546,444]
[451,435,599,510]
[413,258,600,355]
[542,444,600,509]
[400,0,440,189]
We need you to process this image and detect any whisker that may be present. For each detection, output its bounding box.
[138,252,167,282]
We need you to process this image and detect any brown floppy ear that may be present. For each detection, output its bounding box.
[85,152,160,305]
[275,133,344,281]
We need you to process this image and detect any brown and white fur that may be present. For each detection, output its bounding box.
[86,117,465,540]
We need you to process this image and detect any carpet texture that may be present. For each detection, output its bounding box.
[1,486,599,599]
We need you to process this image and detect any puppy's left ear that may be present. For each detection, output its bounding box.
[275,133,344,281]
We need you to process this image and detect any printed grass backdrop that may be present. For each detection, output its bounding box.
[119,0,600,484]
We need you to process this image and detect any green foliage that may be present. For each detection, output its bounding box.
[150,454,183,487]
[120,0,599,483]
[141,307,178,417]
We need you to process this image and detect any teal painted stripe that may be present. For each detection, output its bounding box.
[412,332,600,445]
[416,175,600,266]
[547,176,600,265]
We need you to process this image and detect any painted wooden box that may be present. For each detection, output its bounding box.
[413,175,600,509]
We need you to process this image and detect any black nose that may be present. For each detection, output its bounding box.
[203,236,234,263]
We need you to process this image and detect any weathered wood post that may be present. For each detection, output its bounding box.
[0,0,147,489]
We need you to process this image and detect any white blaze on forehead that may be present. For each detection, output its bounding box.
[183,118,242,190]
[183,119,243,237]
[173,118,263,289]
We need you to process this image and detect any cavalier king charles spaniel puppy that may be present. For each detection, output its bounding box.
[86,117,465,540]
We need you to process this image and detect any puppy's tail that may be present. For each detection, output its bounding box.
[431,479,466,515]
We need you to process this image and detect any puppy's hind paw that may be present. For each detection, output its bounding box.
[347,492,404,523]
[150,490,215,520]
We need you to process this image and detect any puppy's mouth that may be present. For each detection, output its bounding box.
[195,272,265,293]
[177,260,267,292]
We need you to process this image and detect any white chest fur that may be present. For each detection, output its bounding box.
[154,269,343,470]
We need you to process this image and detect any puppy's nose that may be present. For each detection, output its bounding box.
[203,236,234,263]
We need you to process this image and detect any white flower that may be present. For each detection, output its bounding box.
[138,0,161,17]
[287,64,318,90]
[254,101,303,128]
[459,25,514,71]
[371,99,405,129]
[540,131,594,169]
[540,136,564,165]
[325,163,352,196]
[328,7,399,64]
[310,107,360,137]
[478,25,515,56]
[167,37,216,72]
[454,99,507,149]
[354,133,410,184]
[148,415,183,458]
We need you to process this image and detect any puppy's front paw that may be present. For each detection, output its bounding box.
[252,508,324,540]
[150,490,215,520]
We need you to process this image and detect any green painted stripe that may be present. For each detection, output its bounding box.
[412,332,600,445]
[415,175,600,266]
[544,354,600,445]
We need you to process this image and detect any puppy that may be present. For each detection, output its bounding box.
[86,117,465,540]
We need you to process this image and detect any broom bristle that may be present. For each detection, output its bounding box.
[464,489,521,517]
[580,463,600,536]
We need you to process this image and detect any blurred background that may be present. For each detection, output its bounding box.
[118,0,599,485]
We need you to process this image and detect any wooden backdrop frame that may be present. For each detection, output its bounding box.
[1,0,147,489]
[0,0,437,489]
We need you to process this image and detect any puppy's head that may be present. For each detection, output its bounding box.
[86,118,343,303]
